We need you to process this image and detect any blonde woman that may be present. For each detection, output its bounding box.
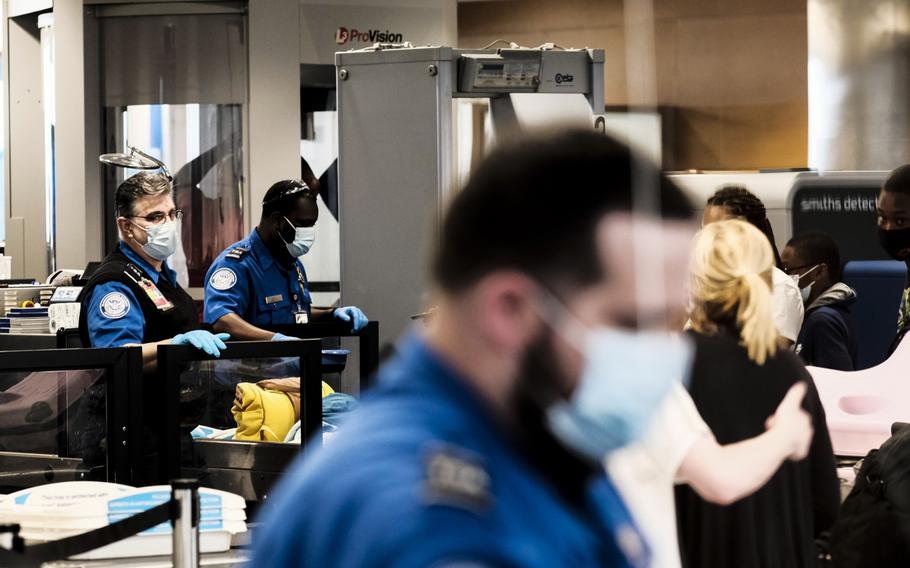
[676,219,839,568]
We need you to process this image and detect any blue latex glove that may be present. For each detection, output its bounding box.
[171,330,230,357]
[271,333,299,341]
[334,306,368,332]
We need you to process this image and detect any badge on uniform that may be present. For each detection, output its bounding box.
[210,268,237,291]
[422,443,492,512]
[99,291,131,320]
[295,311,308,324]
[138,277,174,312]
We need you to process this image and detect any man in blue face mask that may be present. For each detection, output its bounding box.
[251,130,697,568]
[78,172,230,370]
[203,178,368,340]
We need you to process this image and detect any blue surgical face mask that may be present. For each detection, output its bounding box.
[132,220,178,261]
[541,301,694,462]
[281,216,316,257]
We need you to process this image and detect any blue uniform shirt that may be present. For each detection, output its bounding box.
[252,333,649,568]
[203,229,312,327]
[85,243,179,347]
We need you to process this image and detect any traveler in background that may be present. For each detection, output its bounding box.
[782,231,858,371]
[677,219,840,568]
[702,185,804,347]
[877,164,910,353]
[607,365,814,568]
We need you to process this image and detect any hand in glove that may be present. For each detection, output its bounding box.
[171,330,230,357]
[271,333,299,341]
[334,306,368,332]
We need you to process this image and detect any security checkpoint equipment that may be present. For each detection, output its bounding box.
[337,45,605,343]
[810,337,910,457]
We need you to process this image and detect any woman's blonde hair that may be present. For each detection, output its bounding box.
[689,219,778,364]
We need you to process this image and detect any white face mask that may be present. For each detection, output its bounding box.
[791,264,820,305]
[132,220,178,261]
[281,216,316,257]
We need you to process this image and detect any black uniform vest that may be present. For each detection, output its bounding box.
[77,244,199,346]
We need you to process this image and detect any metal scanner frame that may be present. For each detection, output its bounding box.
[0,346,143,488]
[336,46,605,346]
[156,339,323,501]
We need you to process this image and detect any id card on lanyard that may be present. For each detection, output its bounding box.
[293,265,309,324]
[139,277,174,312]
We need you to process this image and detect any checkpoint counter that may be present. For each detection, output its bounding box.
[156,337,325,504]
[0,322,379,564]
[0,322,379,500]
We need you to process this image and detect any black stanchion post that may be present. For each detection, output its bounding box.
[171,479,200,568]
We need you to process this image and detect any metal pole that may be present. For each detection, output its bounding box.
[171,479,200,568]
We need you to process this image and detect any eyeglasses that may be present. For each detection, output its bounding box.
[782,263,817,276]
[130,209,183,225]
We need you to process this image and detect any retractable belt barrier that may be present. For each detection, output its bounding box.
[0,479,201,568]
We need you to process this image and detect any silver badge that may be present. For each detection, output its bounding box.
[423,444,491,512]
[209,268,237,291]
[100,292,130,320]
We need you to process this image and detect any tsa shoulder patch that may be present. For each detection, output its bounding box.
[209,268,237,291]
[422,443,492,513]
[99,291,131,320]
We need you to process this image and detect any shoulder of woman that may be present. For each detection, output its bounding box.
[770,346,812,377]
[688,331,749,367]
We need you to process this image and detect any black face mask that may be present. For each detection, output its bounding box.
[878,227,910,261]
[510,332,601,506]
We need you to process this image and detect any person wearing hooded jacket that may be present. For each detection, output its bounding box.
[782,231,859,371]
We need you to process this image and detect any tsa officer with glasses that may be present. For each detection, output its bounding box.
[78,172,230,370]
[203,179,368,341]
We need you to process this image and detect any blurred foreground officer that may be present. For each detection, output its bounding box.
[252,131,696,568]
[877,165,910,352]
[204,179,367,340]
[78,172,229,368]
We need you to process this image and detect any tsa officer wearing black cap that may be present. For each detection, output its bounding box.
[203,179,368,340]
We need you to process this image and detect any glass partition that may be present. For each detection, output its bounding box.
[103,103,244,287]
[0,348,141,493]
[156,340,324,505]
[95,10,248,288]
